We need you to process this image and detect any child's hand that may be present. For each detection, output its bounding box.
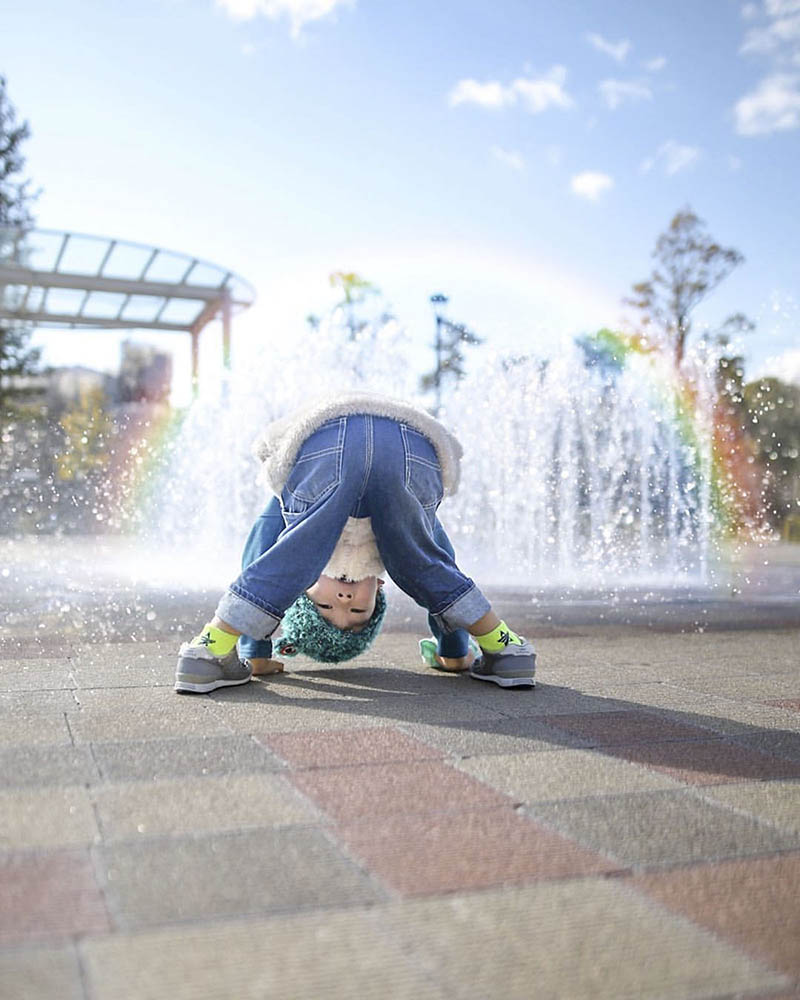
[249,657,285,675]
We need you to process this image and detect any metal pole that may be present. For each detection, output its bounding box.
[190,329,200,400]
[221,292,232,371]
[434,314,443,417]
[221,293,232,405]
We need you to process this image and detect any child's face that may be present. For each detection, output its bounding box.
[306,575,383,631]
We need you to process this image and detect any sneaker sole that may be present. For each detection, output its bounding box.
[174,675,252,694]
[468,669,535,689]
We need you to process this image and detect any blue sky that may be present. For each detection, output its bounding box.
[5,0,800,400]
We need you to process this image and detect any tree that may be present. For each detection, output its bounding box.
[625,207,748,368]
[0,75,40,418]
[742,377,800,528]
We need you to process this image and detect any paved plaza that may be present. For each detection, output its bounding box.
[1,536,799,999]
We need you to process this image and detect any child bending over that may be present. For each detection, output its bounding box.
[175,393,536,692]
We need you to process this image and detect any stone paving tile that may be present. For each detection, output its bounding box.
[456,748,684,803]
[81,908,448,1000]
[267,664,463,698]
[94,773,318,839]
[0,849,111,945]
[98,827,384,929]
[0,664,76,691]
[0,743,99,788]
[0,786,100,850]
[209,688,507,733]
[70,657,171,689]
[732,730,800,763]
[526,789,800,866]
[66,688,232,742]
[397,717,592,756]
[0,712,73,748]
[336,807,618,895]
[0,945,85,1000]
[601,737,800,785]
[377,878,787,1000]
[589,685,800,735]
[544,709,725,746]
[260,726,444,768]
[445,681,631,718]
[291,759,509,822]
[768,698,800,711]
[676,676,800,701]
[0,690,77,715]
[633,853,800,979]
[696,779,800,833]
[91,733,283,782]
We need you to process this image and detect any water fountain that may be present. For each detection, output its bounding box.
[148,324,742,592]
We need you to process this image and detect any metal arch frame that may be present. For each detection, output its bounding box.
[0,228,256,395]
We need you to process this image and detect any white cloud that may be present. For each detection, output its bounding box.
[741,1,760,18]
[598,79,653,109]
[740,12,800,54]
[586,33,631,62]
[755,347,800,384]
[736,0,800,129]
[735,72,800,132]
[491,146,525,170]
[643,55,667,71]
[215,0,353,38]
[448,66,574,113]
[513,66,575,112]
[448,79,514,109]
[641,140,701,175]
[570,171,614,200]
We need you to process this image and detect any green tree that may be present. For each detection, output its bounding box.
[625,207,749,368]
[0,74,40,419]
[742,377,800,527]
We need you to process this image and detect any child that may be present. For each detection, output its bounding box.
[175,393,536,692]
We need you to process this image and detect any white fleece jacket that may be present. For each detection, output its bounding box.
[252,392,463,582]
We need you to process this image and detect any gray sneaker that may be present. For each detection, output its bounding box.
[469,639,536,688]
[174,642,252,694]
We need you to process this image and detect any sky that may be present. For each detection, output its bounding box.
[4,0,800,403]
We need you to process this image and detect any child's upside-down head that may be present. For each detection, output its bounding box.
[275,574,387,663]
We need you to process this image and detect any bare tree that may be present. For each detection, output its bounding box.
[625,207,747,368]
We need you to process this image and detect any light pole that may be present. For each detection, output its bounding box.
[429,293,448,416]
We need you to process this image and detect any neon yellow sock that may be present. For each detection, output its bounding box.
[475,621,523,653]
[190,624,239,657]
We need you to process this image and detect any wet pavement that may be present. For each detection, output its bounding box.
[1,535,799,999]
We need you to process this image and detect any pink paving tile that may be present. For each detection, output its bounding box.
[259,727,443,769]
[336,806,619,895]
[633,853,800,978]
[290,759,509,822]
[602,739,800,786]
[546,710,719,746]
[766,699,800,712]
[0,849,112,945]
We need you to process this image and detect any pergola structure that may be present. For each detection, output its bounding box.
[0,228,256,395]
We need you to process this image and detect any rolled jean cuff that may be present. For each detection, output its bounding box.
[216,590,280,640]
[433,585,491,633]
[238,636,273,661]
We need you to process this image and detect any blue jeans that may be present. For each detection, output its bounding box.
[215,414,490,657]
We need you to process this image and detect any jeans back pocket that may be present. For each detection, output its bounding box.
[401,423,443,510]
[282,418,344,514]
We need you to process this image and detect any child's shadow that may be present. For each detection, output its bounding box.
[209,663,800,783]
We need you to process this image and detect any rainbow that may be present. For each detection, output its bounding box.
[585,328,763,539]
[107,404,187,531]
